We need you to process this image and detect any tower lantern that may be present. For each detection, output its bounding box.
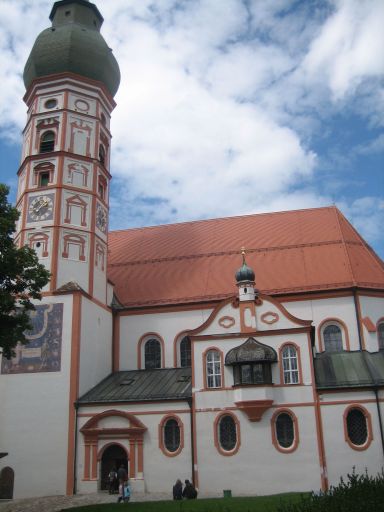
[235,247,257,302]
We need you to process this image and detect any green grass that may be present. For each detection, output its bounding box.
[63,493,307,512]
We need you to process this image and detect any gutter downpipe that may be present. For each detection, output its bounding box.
[360,352,384,458]
[73,401,79,495]
[373,387,384,457]
[354,289,384,457]
[311,326,329,491]
[187,397,195,486]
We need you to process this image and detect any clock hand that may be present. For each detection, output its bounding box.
[34,199,49,214]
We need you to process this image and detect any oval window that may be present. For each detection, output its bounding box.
[219,415,237,451]
[44,99,57,109]
[275,412,294,448]
[164,418,180,453]
[346,408,367,446]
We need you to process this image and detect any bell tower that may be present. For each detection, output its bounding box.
[16,0,120,303]
[0,1,120,499]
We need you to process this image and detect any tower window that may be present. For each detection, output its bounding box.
[65,10,71,16]
[98,175,107,200]
[39,172,50,187]
[39,131,55,153]
[99,145,106,165]
[44,99,57,109]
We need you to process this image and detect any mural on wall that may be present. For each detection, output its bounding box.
[1,303,63,374]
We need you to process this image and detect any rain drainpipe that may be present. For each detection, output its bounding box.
[73,401,79,495]
[187,397,195,486]
[373,387,384,457]
[361,352,384,458]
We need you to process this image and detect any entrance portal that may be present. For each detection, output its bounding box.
[100,444,128,491]
[0,467,14,499]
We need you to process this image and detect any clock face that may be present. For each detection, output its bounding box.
[96,203,107,233]
[28,194,54,222]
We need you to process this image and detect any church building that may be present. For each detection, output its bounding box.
[1,0,384,500]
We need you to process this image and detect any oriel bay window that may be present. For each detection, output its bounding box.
[225,337,277,386]
[233,363,272,385]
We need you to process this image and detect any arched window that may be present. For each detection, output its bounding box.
[282,345,299,384]
[144,338,161,369]
[206,350,221,388]
[217,414,238,452]
[39,131,55,153]
[99,144,106,165]
[180,336,191,367]
[275,412,294,449]
[378,322,384,350]
[346,408,368,447]
[164,419,180,453]
[323,324,343,352]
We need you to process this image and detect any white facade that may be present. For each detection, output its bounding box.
[1,0,384,502]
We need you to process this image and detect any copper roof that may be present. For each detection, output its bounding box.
[107,206,384,308]
[78,368,192,404]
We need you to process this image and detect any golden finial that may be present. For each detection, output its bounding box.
[241,246,246,264]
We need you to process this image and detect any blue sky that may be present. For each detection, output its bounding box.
[0,0,383,258]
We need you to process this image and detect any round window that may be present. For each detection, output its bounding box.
[44,99,57,109]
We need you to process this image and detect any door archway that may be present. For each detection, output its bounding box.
[0,467,14,499]
[100,443,128,491]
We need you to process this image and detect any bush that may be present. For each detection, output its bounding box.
[277,469,384,512]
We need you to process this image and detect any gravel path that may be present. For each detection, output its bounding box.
[0,492,171,512]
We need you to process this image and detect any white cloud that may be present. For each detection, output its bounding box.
[338,196,384,243]
[0,0,382,256]
[302,0,384,100]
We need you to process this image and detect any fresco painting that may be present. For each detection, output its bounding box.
[1,303,64,374]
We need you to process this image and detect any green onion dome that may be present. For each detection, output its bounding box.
[23,0,120,97]
[235,250,255,283]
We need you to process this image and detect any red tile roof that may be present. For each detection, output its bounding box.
[107,206,384,308]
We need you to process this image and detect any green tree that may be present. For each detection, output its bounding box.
[0,184,50,359]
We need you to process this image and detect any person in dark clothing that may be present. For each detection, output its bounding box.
[182,479,197,499]
[108,467,117,494]
[117,464,127,484]
[173,479,183,500]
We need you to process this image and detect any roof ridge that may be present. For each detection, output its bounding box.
[334,208,356,286]
[335,208,384,277]
[108,205,337,236]
[108,239,347,267]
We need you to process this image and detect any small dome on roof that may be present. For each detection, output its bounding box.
[225,338,277,365]
[235,249,255,283]
[23,0,120,97]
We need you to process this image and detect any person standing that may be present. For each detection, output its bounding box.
[173,479,183,500]
[182,479,197,499]
[108,467,117,494]
[117,464,127,484]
